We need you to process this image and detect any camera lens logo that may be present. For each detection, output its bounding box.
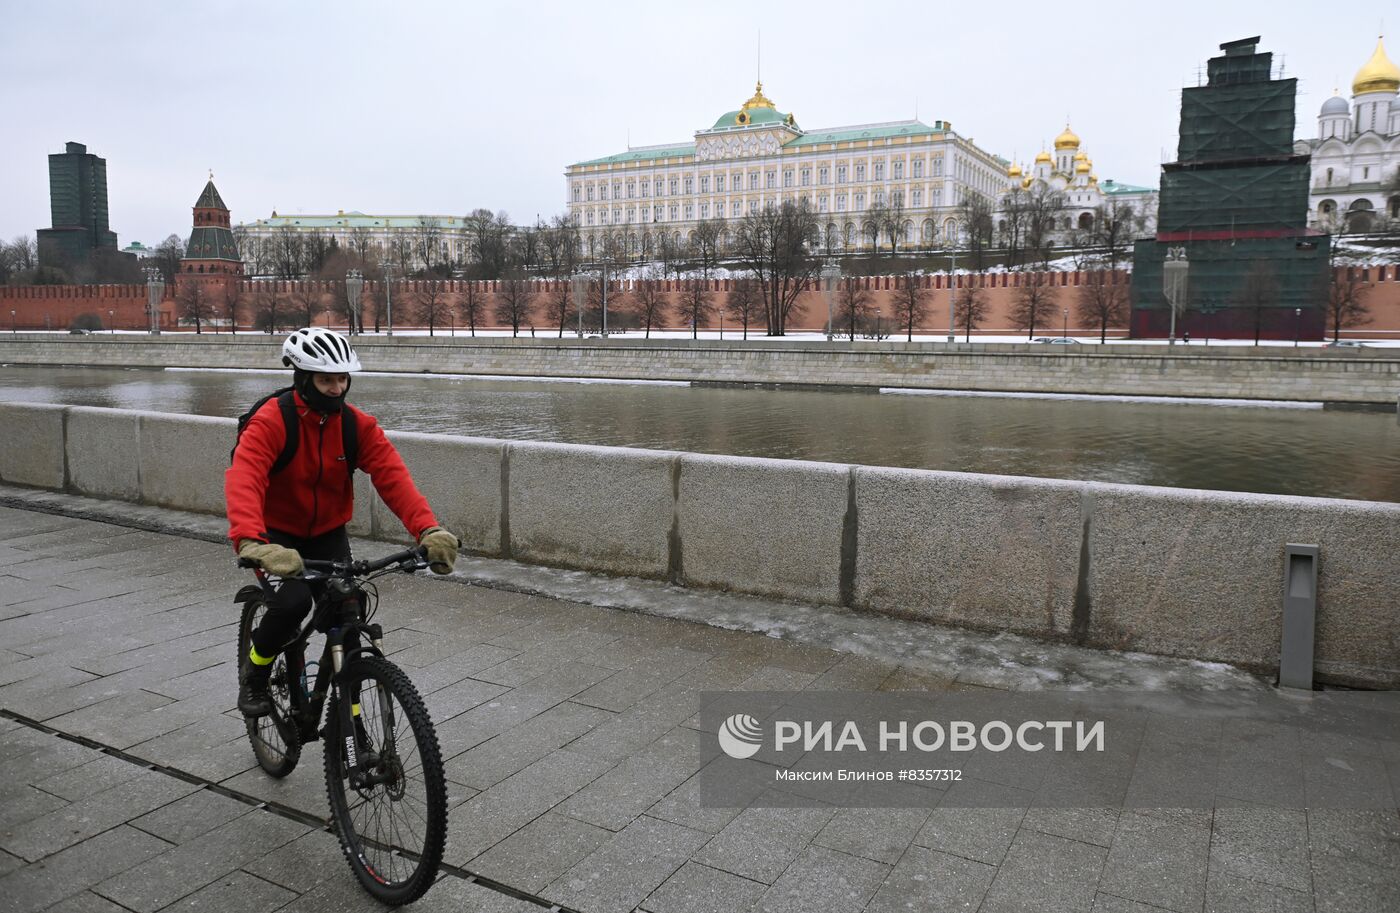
[717,713,763,759]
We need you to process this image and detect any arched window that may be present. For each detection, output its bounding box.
[1326,168,1333,186]
[1078,212,1094,230]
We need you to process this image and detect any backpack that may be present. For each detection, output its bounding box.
[231,386,359,475]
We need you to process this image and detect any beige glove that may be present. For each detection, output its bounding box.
[238,539,304,577]
[417,526,459,575]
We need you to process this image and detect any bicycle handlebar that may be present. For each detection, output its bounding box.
[237,545,428,578]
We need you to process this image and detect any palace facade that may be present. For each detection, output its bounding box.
[234,211,473,273]
[1295,36,1400,231]
[565,82,1011,255]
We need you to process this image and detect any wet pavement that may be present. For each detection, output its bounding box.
[0,494,1396,912]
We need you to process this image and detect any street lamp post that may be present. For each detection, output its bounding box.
[345,269,363,336]
[144,268,164,335]
[1163,246,1189,346]
[108,310,114,334]
[820,260,840,341]
[571,274,587,337]
[1062,308,1068,339]
[9,310,14,335]
[1294,308,1302,347]
[383,266,394,336]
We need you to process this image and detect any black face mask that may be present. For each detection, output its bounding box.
[293,369,351,414]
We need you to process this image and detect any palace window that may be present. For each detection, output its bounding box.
[855,192,866,209]
[933,189,942,206]
[912,189,923,207]
[732,201,742,216]
[765,171,776,188]
[685,203,694,219]
[893,190,903,207]
[874,162,885,180]
[573,186,581,201]
[670,205,678,220]
[818,167,828,184]
[715,174,725,191]
[685,177,694,193]
[700,202,710,218]
[874,190,885,206]
[700,176,710,192]
[614,183,622,199]
[801,168,811,186]
[819,195,828,212]
[784,170,794,188]
[933,157,943,176]
[855,163,866,181]
[627,182,635,198]
[837,194,847,211]
[749,201,759,213]
[655,180,664,195]
[837,165,847,183]
[893,160,904,179]
[587,185,595,201]
[913,159,923,178]
[614,209,621,223]
[587,211,595,225]
[749,173,760,190]
[669,179,678,194]
[627,208,635,222]
[641,182,649,197]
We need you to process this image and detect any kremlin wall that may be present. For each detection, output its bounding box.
[3,267,1400,340]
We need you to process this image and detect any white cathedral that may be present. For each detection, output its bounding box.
[1295,36,1400,231]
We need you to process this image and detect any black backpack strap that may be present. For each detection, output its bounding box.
[270,391,299,475]
[341,405,360,475]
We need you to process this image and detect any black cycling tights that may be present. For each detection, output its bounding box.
[250,526,351,659]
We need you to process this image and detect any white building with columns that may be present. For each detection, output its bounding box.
[565,81,1012,257]
[1005,124,1158,240]
[1294,36,1400,231]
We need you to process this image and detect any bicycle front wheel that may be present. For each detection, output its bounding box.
[323,656,447,905]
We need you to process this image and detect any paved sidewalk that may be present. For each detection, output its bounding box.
[1,502,1397,913]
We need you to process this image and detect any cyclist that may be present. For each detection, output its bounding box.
[226,327,460,717]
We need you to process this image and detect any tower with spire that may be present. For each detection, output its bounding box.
[180,174,242,279]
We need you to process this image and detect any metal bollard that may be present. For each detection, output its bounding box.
[1278,544,1319,690]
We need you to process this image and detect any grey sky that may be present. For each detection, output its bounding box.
[0,0,1384,247]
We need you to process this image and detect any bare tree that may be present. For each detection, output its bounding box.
[415,281,451,336]
[733,199,819,335]
[465,209,513,280]
[955,277,988,342]
[287,281,324,328]
[495,272,534,337]
[415,218,443,276]
[389,233,414,278]
[862,200,887,256]
[1012,271,1060,339]
[724,276,764,339]
[835,278,873,340]
[879,195,908,257]
[1077,271,1130,343]
[679,278,714,339]
[1024,186,1066,267]
[347,226,374,267]
[630,268,669,338]
[8,234,37,271]
[153,234,186,284]
[248,281,281,333]
[1087,200,1141,271]
[891,270,930,341]
[219,282,243,333]
[1323,263,1372,342]
[956,193,996,270]
[542,279,575,337]
[460,280,486,336]
[269,227,304,279]
[1232,262,1280,346]
[690,218,726,276]
[177,281,212,334]
[999,187,1031,269]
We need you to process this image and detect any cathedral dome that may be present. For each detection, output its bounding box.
[1054,124,1080,150]
[1320,94,1350,116]
[1074,160,1091,174]
[1352,37,1400,95]
[1034,149,1052,164]
[1007,162,1023,177]
[1072,151,1088,162]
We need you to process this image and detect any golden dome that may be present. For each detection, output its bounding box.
[1007,162,1023,177]
[1353,36,1400,95]
[1074,160,1091,174]
[1072,151,1088,162]
[1034,149,1052,163]
[741,80,777,111]
[1021,176,1033,189]
[1054,124,1080,150]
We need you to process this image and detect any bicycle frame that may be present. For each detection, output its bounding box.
[237,547,429,784]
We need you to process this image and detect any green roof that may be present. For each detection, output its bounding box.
[572,144,695,167]
[1100,179,1156,195]
[708,107,794,130]
[194,180,227,210]
[785,120,944,147]
[185,226,240,261]
[239,212,471,229]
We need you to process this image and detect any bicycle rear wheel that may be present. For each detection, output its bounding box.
[323,655,447,905]
[237,597,301,777]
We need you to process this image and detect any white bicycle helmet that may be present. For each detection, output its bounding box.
[281,327,362,373]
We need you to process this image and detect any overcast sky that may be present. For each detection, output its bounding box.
[0,0,1387,246]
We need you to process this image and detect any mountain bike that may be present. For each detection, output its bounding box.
[234,546,447,905]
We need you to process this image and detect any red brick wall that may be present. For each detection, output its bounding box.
[3,268,1398,338]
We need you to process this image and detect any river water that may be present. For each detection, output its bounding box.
[1,365,1396,502]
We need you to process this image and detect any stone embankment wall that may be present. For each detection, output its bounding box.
[3,266,1399,338]
[2,401,1397,687]
[0,335,1397,403]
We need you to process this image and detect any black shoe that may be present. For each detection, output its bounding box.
[238,661,273,718]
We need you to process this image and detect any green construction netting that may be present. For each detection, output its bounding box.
[1157,162,1310,233]
[1177,79,1297,161]
[1132,236,1331,313]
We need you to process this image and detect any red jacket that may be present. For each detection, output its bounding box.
[225,391,437,546]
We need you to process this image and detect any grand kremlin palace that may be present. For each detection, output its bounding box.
[565,82,1014,255]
